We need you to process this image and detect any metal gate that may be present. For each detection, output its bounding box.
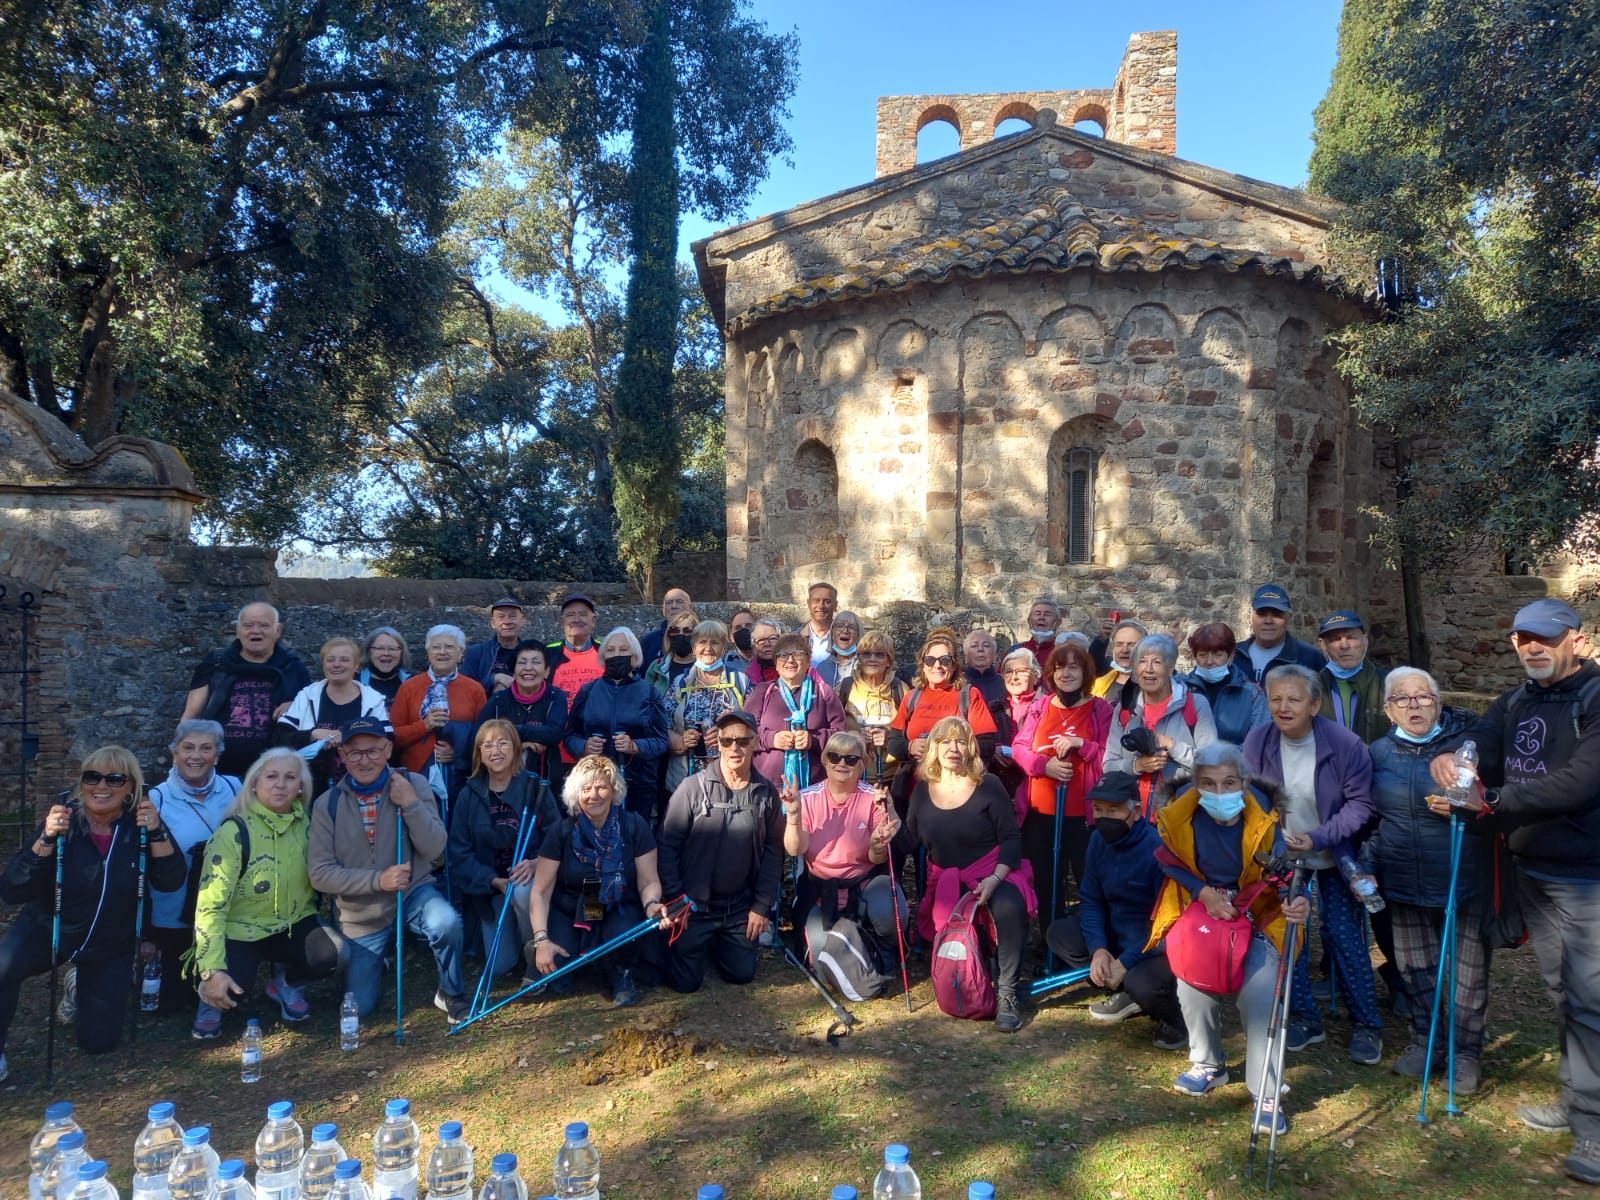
[0,585,40,848]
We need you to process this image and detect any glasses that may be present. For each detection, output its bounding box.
[718,735,755,749]
[775,651,806,662]
[753,637,778,648]
[342,746,389,761]
[1387,694,1439,709]
[825,752,864,767]
[81,771,130,787]
[922,655,956,668]
[1002,668,1034,678]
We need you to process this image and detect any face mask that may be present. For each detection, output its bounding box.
[1094,816,1133,844]
[1055,687,1083,706]
[1326,660,1365,680]
[1197,789,1246,821]
[669,633,693,657]
[833,643,858,658]
[694,655,722,671]
[1113,662,1133,676]
[603,655,633,681]
[1031,628,1057,642]
[733,628,754,654]
[1194,663,1230,683]
[1393,721,1442,745]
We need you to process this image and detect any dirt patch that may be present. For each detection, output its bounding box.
[578,1025,710,1084]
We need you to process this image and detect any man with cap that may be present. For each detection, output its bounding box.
[1044,771,1187,1049]
[1430,598,1600,1184]
[640,587,693,666]
[307,715,470,1025]
[462,598,526,695]
[1234,584,1327,685]
[546,593,604,708]
[656,709,786,992]
[1317,611,1389,745]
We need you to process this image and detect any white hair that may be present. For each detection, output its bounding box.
[1384,666,1440,700]
[1266,663,1324,705]
[424,624,467,651]
[1000,647,1040,680]
[600,626,644,669]
[237,602,281,625]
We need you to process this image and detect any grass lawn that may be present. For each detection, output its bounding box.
[0,929,1575,1199]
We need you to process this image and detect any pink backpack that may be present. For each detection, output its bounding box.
[931,891,997,1020]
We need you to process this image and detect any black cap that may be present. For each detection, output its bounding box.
[713,709,759,734]
[560,593,596,613]
[340,716,393,742]
[490,596,524,611]
[1087,771,1140,807]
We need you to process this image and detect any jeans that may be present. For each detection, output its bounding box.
[1522,871,1600,1140]
[342,882,464,1016]
[1178,933,1281,1097]
[1046,914,1183,1027]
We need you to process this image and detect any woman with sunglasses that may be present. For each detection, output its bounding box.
[747,633,846,790]
[0,748,183,1079]
[645,609,703,696]
[839,631,908,787]
[886,627,1000,808]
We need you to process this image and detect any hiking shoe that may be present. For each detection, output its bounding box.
[1520,1103,1570,1133]
[1286,1019,1325,1052]
[56,964,77,1025]
[266,970,311,1022]
[1152,1021,1188,1051]
[611,970,640,1009]
[995,988,1022,1034]
[1253,1094,1289,1135]
[433,991,471,1025]
[1452,1056,1482,1096]
[1174,1065,1229,1096]
[1349,1026,1383,1066]
[1566,1140,1600,1186]
[192,1002,223,1039]
[1392,1042,1433,1078]
[1089,991,1143,1022]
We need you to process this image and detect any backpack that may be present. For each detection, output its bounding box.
[1165,880,1269,993]
[804,909,894,1002]
[931,890,997,1020]
[905,684,970,723]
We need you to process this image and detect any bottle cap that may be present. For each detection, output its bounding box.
[148,1102,176,1121]
[969,1185,996,1200]
[77,1161,108,1182]
[183,1127,210,1147]
[439,1121,463,1139]
[832,1188,859,1200]
[335,1159,363,1180]
[268,1101,293,1120]
[57,1131,84,1151]
[492,1153,518,1174]
[698,1187,726,1200]
[385,1099,411,1118]
[313,1123,339,1142]
[564,1121,588,1140]
[246,1018,260,1028]
[45,1102,75,1121]
[884,1144,910,1166]
[218,1160,246,1181]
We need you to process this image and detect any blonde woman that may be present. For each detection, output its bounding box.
[275,635,389,795]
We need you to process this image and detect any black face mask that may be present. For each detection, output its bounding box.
[669,633,693,657]
[1094,816,1133,845]
[732,628,754,655]
[1055,687,1084,707]
[603,655,633,681]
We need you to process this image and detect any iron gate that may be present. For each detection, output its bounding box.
[0,585,40,848]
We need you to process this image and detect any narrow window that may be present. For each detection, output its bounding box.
[1065,447,1097,564]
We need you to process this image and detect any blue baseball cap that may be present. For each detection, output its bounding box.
[1317,610,1365,636]
[1251,584,1291,613]
[340,715,393,742]
[1511,598,1583,638]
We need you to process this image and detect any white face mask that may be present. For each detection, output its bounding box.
[1030,628,1057,642]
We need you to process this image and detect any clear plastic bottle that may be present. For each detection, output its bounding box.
[329,1162,371,1200]
[424,1122,473,1200]
[213,1161,258,1200]
[141,955,163,1012]
[41,1131,91,1200]
[242,1018,264,1083]
[132,1102,184,1200]
[340,993,360,1052]
[64,1160,118,1200]
[255,1101,304,1200]
[372,1100,420,1200]
[300,1125,346,1200]
[550,1123,599,1200]
[29,1102,83,1200]
[478,1154,528,1200]
[871,1145,921,1200]
[166,1127,221,1200]
[1339,855,1387,914]
[1449,740,1479,807]
[967,1185,995,1200]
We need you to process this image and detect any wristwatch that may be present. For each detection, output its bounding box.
[200,969,217,983]
[147,824,170,843]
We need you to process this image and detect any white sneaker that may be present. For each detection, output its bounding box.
[56,965,77,1025]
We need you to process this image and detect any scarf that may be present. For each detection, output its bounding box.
[510,680,547,705]
[779,675,815,789]
[424,668,458,715]
[348,767,391,845]
[573,805,629,907]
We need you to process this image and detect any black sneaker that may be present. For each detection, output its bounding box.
[612,969,640,1008]
[995,988,1022,1034]
[1152,1021,1188,1051]
[434,990,471,1025]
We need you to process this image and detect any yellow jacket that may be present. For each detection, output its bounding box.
[1091,668,1125,699]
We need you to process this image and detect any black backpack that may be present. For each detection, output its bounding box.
[804,909,895,1002]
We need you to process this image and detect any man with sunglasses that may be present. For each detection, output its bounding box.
[1429,598,1600,1184]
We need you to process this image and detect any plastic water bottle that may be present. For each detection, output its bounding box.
[551,1123,600,1200]
[299,1125,346,1200]
[1449,739,1479,807]
[340,993,360,1052]
[1339,855,1387,914]
[479,1153,528,1200]
[967,1185,995,1200]
[132,1102,184,1199]
[372,1100,420,1200]
[255,1101,304,1200]
[241,1018,264,1082]
[213,1161,257,1200]
[141,954,163,1011]
[871,1144,921,1200]
[64,1160,118,1200]
[166,1127,221,1200]
[424,1122,473,1200]
[30,1102,83,1200]
[329,1162,370,1200]
[41,1132,91,1200]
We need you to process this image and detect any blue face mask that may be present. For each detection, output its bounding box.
[1197,789,1246,821]
[1392,722,1442,745]
[832,643,858,658]
[1326,660,1365,680]
[694,656,723,671]
[1193,663,1230,683]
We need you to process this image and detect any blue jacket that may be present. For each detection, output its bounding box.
[1244,715,1374,866]
[462,637,519,693]
[562,674,670,810]
[472,683,570,782]
[1233,634,1327,685]
[1080,817,1165,967]
[1181,664,1269,746]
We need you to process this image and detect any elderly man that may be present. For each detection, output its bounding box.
[640,587,693,665]
[1017,598,1063,671]
[1092,619,1147,704]
[1234,583,1327,685]
[461,597,526,695]
[546,593,603,700]
[1316,610,1389,745]
[1431,599,1600,1184]
[964,629,1004,705]
[308,716,468,1024]
[805,582,838,666]
[182,602,312,777]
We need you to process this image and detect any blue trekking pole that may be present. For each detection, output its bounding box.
[1416,813,1465,1123]
[470,804,539,1017]
[1046,781,1065,970]
[1028,966,1093,999]
[394,805,407,1046]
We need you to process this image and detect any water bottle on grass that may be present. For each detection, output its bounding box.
[41,1132,91,1200]
[551,1124,599,1200]
[300,1125,346,1200]
[871,1145,920,1200]
[255,1101,304,1200]
[373,1100,419,1200]
[30,1102,83,1200]
[132,1102,183,1200]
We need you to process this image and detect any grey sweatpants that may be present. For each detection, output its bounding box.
[1177,933,1282,1097]
[1523,871,1600,1140]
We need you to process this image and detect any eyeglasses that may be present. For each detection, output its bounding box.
[753,637,778,648]
[922,655,956,668]
[342,746,389,761]
[825,752,864,767]
[775,651,806,662]
[81,771,130,786]
[1002,668,1034,678]
[718,735,755,749]
[1387,694,1439,708]
[861,650,889,659]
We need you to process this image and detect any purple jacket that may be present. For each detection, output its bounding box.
[1243,715,1374,864]
[747,673,846,787]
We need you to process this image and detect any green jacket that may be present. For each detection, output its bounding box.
[1319,661,1389,746]
[189,799,318,976]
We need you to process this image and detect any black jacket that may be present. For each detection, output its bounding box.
[447,772,562,914]
[193,640,312,722]
[472,684,570,781]
[657,770,784,917]
[1233,634,1327,684]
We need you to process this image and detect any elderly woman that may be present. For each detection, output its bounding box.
[145,720,242,1013]
[473,641,569,782]
[393,625,489,802]
[190,748,346,1038]
[815,611,863,689]
[745,616,783,685]
[664,620,750,791]
[0,748,181,1075]
[1013,640,1113,919]
[838,630,908,785]
[562,627,670,821]
[1151,742,1308,1134]
[1243,664,1383,1066]
[645,609,702,696]
[783,731,905,949]
[990,647,1045,813]
[907,716,1034,1032]
[449,720,563,978]
[887,627,1000,807]
[1182,623,1270,746]
[1102,634,1218,812]
[523,754,664,1007]
[359,626,413,705]
[275,636,390,797]
[1370,668,1491,1092]
[747,633,847,790]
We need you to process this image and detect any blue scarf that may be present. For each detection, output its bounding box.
[779,675,814,788]
[424,668,458,715]
[348,766,391,797]
[573,806,628,907]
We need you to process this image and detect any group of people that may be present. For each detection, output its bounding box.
[2,580,1599,1186]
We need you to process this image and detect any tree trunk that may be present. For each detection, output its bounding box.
[77,276,120,443]
[1394,436,1431,670]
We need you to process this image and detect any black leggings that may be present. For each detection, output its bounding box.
[1021,809,1091,923]
[222,915,344,993]
[986,881,1029,992]
[0,912,130,1054]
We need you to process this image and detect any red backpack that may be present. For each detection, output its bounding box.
[931,891,997,1020]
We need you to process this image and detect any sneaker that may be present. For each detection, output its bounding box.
[1174,1065,1229,1096]
[433,991,471,1026]
[1286,1019,1325,1052]
[191,1002,223,1039]
[1452,1056,1482,1096]
[1349,1026,1383,1066]
[266,971,311,1022]
[1152,1022,1188,1051]
[1253,1094,1289,1135]
[611,970,640,1009]
[1391,1041,1433,1078]
[56,964,77,1025]
[995,988,1022,1034]
[1089,991,1143,1022]
[1566,1140,1600,1186]
[1519,1103,1570,1134]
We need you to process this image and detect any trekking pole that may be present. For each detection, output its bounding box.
[873,784,912,1012]
[394,804,406,1047]
[782,942,858,1045]
[470,805,538,1017]
[1046,781,1065,970]
[47,819,65,1084]
[1417,814,1465,1123]
[1027,966,1093,999]
[129,818,149,1047]
[1248,860,1309,1187]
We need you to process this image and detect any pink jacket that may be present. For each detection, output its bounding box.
[918,845,1039,940]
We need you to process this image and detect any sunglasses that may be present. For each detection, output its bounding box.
[824,752,864,767]
[922,655,956,668]
[718,735,755,749]
[81,771,130,787]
